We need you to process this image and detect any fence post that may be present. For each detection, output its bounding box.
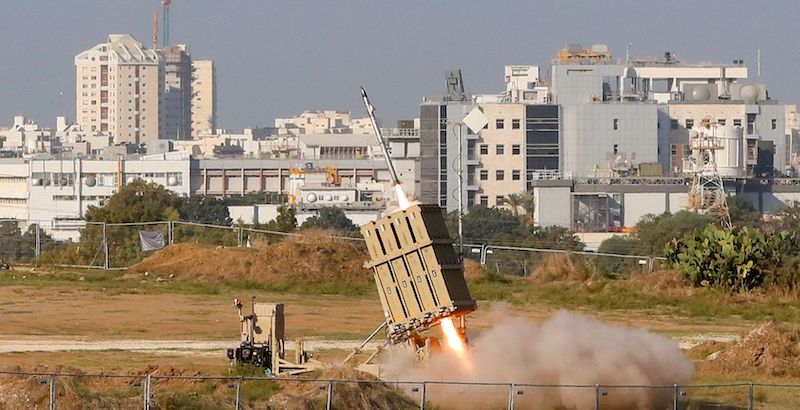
[102,222,109,270]
[747,382,754,410]
[238,226,243,247]
[480,245,488,267]
[48,374,56,410]
[648,257,655,273]
[143,374,151,410]
[35,221,41,267]
[235,376,242,410]
[507,383,515,410]
[419,382,426,410]
[594,384,600,410]
[673,384,679,410]
[168,220,174,245]
[325,380,333,410]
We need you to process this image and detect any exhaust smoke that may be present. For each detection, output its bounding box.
[382,308,694,409]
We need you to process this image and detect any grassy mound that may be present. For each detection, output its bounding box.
[130,231,372,286]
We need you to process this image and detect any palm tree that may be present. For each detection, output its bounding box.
[520,192,536,226]
[499,193,524,218]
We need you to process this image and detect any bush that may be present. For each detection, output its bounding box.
[664,225,797,291]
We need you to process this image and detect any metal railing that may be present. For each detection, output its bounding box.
[0,370,796,409]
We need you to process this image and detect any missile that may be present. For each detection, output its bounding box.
[361,87,401,186]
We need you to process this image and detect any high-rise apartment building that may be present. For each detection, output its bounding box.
[191,60,216,138]
[160,45,192,140]
[74,34,162,144]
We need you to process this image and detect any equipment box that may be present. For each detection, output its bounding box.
[361,204,476,342]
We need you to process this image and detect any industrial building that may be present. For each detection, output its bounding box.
[420,45,800,230]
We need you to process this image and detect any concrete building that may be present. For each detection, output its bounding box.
[75,34,162,145]
[191,60,216,138]
[274,111,372,135]
[160,45,192,140]
[420,46,799,226]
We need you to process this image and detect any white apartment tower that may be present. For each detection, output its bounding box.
[191,60,216,138]
[74,34,162,145]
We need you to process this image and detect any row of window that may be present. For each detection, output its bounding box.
[668,118,778,130]
[478,169,522,181]
[493,119,521,130]
[476,195,508,207]
[479,144,522,155]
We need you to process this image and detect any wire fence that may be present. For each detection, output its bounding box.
[1,218,663,277]
[0,370,796,409]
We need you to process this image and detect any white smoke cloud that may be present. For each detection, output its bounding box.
[381,309,694,409]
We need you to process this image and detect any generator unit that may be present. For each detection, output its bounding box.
[360,204,477,343]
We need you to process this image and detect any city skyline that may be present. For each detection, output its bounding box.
[1,0,798,130]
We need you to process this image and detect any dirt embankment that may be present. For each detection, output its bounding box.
[130,231,372,285]
[693,321,800,377]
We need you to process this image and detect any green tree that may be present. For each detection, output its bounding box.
[499,192,536,226]
[179,196,232,225]
[301,207,357,232]
[596,235,641,274]
[447,206,522,242]
[85,179,181,223]
[633,211,714,255]
[727,195,761,228]
[264,204,297,232]
[771,201,800,233]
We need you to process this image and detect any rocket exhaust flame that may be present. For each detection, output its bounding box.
[394,184,411,211]
[440,317,465,354]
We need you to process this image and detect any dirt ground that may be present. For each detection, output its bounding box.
[0,284,751,343]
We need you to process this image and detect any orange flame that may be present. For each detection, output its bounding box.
[394,184,411,210]
[440,317,466,354]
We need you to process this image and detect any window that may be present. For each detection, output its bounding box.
[479,144,488,155]
[512,119,520,129]
[733,119,742,127]
[718,119,726,126]
[496,196,504,205]
[512,144,521,155]
[772,119,777,130]
[479,195,488,206]
[613,118,619,130]
[496,144,505,155]
[479,170,488,180]
[512,170,521,180]
[670,119,678,129]
[496,119,504,129]
[685,119,694,128]
[496,170,505,180]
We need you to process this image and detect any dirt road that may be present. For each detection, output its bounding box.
[0,339,385,354]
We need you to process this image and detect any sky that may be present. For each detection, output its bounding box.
[0,1,798,130]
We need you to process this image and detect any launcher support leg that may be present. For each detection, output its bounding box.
[342,322,387,364]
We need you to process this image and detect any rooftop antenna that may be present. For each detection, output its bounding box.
[162,0,171,47]
[757,48,761,78]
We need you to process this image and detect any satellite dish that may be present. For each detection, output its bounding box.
[85,176,97,187]
[167,176,178,186]
[306,193,317,203]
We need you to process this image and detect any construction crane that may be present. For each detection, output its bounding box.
[685,119,733,229]
[151,12,159,50]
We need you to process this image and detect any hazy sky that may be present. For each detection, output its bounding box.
[1,1,798,130]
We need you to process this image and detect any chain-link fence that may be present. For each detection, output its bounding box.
[1,371,798,409]
[2,219,663,278]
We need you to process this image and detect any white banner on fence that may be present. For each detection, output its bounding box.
[138,230,165,252]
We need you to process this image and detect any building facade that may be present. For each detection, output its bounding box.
[190,60,216,138]
[74,34,162,144]
[160,45,193,140]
